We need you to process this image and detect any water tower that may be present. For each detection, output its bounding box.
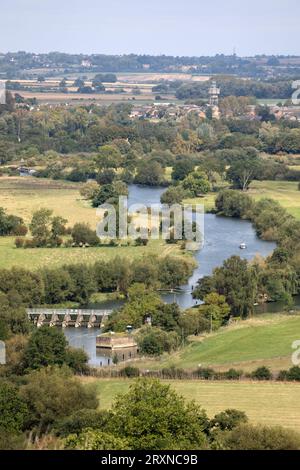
[209,80,220,107]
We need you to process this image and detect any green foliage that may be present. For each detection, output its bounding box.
[194,256,257,317]
[56,409,111,437]
[23,326,68,371]
[65,429,130,450]
[135,161,165,186]
[29,208,67,247]
[119,366,140,378]
[71,223,99,246]
[224,423,300,450]
[160,185,186,205]
[20,366,98,430]
[0,382,28,433]
[212,409,248,431]
[109,379,209,450]
[65,347,89,374]
[0,207,25,236]
[199,293,231,330]
[251,366,273,381]
[106,283,163,332]
[136,326,180,356]
[215,189,253,218]
[182,170,210,196]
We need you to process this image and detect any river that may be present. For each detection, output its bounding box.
[65,184,277,366]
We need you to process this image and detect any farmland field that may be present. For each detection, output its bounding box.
[249,180,300,219]
[83,377,300,432]
[0,177,186,269]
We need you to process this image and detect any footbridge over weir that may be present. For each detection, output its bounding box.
[27,308,112,328]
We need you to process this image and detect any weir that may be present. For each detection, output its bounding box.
[26,308,112,328]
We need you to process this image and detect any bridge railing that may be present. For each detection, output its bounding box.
[26,308,112,317]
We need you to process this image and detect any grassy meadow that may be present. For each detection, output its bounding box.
[130,314,300,372]
[183,180,300,219]
[249,180,300,219]
[83,377,300,432]
[0,176,186,269]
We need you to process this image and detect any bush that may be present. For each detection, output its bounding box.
[195,367,216,380]
[161,366,187,379]
[222,368,243,380]
[24,239,37,248]
[13,224,28,236]
[212,409,248,431]
[278,366,300,381]
[251,366,272,381]
[56,409,111,437]
[224,423,300,450]
[71,223,99,246]
[15,237,24,248]
[119,366,140,378]
[65,347,89,374]
[137,327,180,356]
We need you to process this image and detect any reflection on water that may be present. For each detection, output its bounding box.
[65,184,277,366]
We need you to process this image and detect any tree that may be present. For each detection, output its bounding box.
[106,284,163,332]
[23,326,68,371]
[135,161,165,186]
[20,366,98,430]
[136,326,180,356]
[172,159,194,181]
[71,223,99,246]
[42,268,74,304]
[211,409,248,431]
[199,293,231,330]
[215,190,254,218]
[0,382,28,433]
[109,379,209,450]
[160,186,186,205]
[226,149,261,191]
[80,181,99,200]
[96,145,122,169]
[193,256,257,317]
[29,208,52,246]
[182,170,210,196]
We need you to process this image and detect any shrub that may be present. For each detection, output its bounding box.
[71,223,99,246]
[251,366,272,381]
[56,409,111,437]
[222,368,243,380]
[15,237,25,248]
[161,366,187,379]
[119,366,140,378]
[24,239,37,248]
[278,366,300,381]
[224,423,300,450]
[13,224,28,236]
[195,367,216,380]
[212,409,248,431]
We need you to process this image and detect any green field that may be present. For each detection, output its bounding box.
[132,314,300,372]
[185,180,300,219]
[0,176,187,269]
[0,237,184,270]
[249,180,300,219]
[0,176,96,227]
[83,378,300,432]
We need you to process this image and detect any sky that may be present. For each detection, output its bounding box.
[1,0,299,56]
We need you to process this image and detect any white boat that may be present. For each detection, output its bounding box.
[239,243,247,249]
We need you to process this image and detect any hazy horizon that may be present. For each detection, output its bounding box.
[1,0,299,57]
